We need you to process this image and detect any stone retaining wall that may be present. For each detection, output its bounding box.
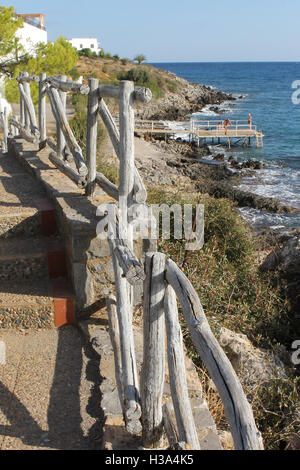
[9,138,144,318]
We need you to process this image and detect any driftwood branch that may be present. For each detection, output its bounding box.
[0,108,8,152]
[86,78,99,195]
[118,80,135,246]
[107,206,145,284]
[47,137,58,153]
[17,74,39,83]
[164,284,200,449]
[109,239,142,434]
[45,76,89,95]
[114,243,145,285]
[163,403,188,450]
[141,252,166,447]
[47,86,88,176]
[98,98,147,204]
[20,93,25,128]
[165,259,264,450]
[57,75,67,158]
[22,72,30,132]
[106,295,125,415]
[49,152,87,188]
[98,84,152,103]
[9,118,39,144]
[39,72,47,148]
[98,98,120,155]
[18,82,40,139]
[95,172,119,200]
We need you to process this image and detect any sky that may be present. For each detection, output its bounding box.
[4,0,300,62]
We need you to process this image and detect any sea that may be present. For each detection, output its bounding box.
[150,62,300,229]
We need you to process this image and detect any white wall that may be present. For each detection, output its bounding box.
[16,22,47,55]
[68,38,101,54]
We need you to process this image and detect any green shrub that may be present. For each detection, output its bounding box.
[147,187,297,449]
[147,188,291,347]
[165,78,178,92]
[97,160,119,185]
[78,48,93,57]
[69,66,80,81]
[117,67,164,99]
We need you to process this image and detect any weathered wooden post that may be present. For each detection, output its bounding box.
[165,259,264,450]
[141,252,166,447]
[2,107,8,153]
[46,86,87,176]
[164,284,200,449]
[39,72,47,149]
[20,94,25,128]
[106,80,141,434]
[19,72,25,128]
[106,294,125,415]
[119,80,135,245]
[57,75,67,159]
[23,72,31,132]
[86,77,99,196]
[109,234,141,434]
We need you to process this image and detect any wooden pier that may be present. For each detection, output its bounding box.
[131,119,264,148]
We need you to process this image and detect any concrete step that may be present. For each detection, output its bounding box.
[0,278,75,329]
[0,153,57,239]
[0,236,67,282]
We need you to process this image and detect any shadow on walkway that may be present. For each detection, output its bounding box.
[0,327,104,450]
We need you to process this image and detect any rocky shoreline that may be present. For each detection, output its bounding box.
[136,73,235,121]
[135,135,298,215]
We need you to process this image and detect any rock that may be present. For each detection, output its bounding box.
[197,180,298,214]
[241,159,265,170]
[219,327,286,387]
[286,429,300,450]
[260,234,300,275]
[213,153,225,162]
[135,75,235,121]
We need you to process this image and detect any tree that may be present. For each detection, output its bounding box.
[0,6,26,75]
[5,36,78,104]
[134,54,146,65]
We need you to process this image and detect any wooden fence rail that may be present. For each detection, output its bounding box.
[0,105,8,153]
[8,71,264,450]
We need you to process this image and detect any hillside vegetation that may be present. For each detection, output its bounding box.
[76,55,179,99]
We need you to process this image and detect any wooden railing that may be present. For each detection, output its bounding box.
[9,72,263,450]
[0,104,8,153]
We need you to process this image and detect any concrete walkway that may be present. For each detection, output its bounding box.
[0,327,103,450]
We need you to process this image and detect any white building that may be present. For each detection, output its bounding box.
[16,14,47,55]
[0,14,47,116]
[68,38,101,55]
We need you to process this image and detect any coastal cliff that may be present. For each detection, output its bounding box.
[135,74,235,120]
[77,56,235,120]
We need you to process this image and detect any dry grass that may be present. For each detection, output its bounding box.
[147,186,299,450]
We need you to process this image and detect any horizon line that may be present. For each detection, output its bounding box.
[148,60,300,64]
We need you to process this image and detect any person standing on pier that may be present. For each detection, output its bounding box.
[224,118,232,135]
[248,113,252,129]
